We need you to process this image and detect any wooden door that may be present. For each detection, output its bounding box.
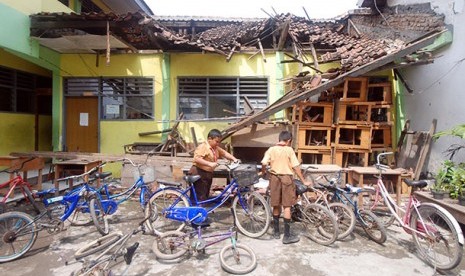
[65,97,98,152]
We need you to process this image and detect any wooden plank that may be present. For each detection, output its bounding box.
[277,20,290,51]
[221,30,445,139]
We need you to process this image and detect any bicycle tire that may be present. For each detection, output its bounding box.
[0,211,38,263]
[409,203,464,270]
[22,185,42,214]
[301,203,338,246]
[89,197,109,235]
[328,202,356,240]
[358,209,387,244]
[363,188,396,228]
[219,243,257,275]
[152,230,188,260]
[145,189,190,235]
[232,191,271,238]
[74,231,122,260]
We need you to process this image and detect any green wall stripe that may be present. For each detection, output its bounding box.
[275,51,284,118]
[161,53,171,140]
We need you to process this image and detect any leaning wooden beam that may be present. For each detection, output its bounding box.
[277,20,290,51]
[139,128,172,136]
[257,38,267,63]
[221,29,445,138]
[309,43,319,70]
[283,53,323,73]
[226,45,237,62]
[348,19,361,38]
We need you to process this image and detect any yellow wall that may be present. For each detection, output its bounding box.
[0,113,51,156]
[59,52,301,156]
[0,49,51,77]
[0,49,53,156]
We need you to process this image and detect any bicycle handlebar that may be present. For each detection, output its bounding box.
[56,162,107,182]
[376,152,393,166]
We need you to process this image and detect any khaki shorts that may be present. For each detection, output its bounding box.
[269,174,296,207]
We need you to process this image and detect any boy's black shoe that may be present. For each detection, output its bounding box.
[272,231,281,239]
[282,234,300,244]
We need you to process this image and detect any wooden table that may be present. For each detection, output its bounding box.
[348,166,402,205]
[0,156,45,195]
[301,164,345,184]
[54,159,102,192]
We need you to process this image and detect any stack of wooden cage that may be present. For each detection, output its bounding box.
[293,76,394,167]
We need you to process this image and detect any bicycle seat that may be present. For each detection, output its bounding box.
[403,178,428,189]
[184,175,201,184]
[34,188,57,197]
[94,172,112,179]
[124,242,139,265]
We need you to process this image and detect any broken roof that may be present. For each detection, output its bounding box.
[30,5,444,70]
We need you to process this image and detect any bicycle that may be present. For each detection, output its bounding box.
[152,208,257,275]
[145,161,271,238]
[87,157,157,235]
[0,167,111,263]
[302,166,356,240]
[365,152,464,270]
[71,216,151,276]
[289,181,340,246]
[0,158,42,214]
[315,175,387,244]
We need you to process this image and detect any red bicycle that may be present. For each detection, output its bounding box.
[0,158,42,214]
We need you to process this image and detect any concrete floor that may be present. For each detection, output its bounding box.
[1,200,465,276]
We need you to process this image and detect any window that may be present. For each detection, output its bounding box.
[178,77,268,120]
[64,77,154,120]
[0,66,52,114]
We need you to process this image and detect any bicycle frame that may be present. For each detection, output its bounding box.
[0,175,33,204]
[163,177,251,215]
[99,175,152,209]
[44,183,100,222]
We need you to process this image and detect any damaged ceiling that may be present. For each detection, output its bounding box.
[30,4,445,72]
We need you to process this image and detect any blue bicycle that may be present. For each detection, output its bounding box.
[145,162,271,238]
[317,172,387,244]
[88,158,158,235]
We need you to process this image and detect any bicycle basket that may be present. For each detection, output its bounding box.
[231,164,259,187]
[133,166,156,184]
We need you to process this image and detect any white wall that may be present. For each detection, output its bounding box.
[389,0,465,171]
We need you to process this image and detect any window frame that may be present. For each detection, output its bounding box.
[177,76,269,120]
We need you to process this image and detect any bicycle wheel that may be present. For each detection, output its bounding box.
[89,197,109,236]
[328,202,356,240]
[301,203,338,246]
[362,188,396,228]
[409,203,464,270]
[220,243,257,275]
[152,230,188,260]
[0,211,38,263]
[232,191,271,238]
[22,186,42,214]
[358,209,387,244]
[146,189,190,235]
[74,231,122,260]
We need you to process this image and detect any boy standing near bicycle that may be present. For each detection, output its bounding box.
[189,129,238,202]
[261,130,311,244]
